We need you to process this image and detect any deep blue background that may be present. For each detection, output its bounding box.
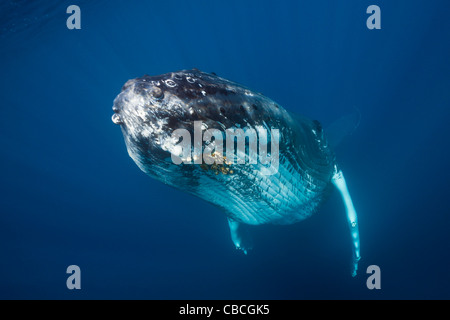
[0,0,449,299]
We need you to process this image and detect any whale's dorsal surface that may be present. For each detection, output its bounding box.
[112,69,361,276]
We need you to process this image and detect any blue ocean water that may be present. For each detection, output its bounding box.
[0,0,449,299]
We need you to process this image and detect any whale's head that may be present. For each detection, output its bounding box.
[115,70,237,163]
[111,72,196,174]
[111,69,242,174]
[112,69,282,179]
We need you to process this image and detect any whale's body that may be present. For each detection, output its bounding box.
[112,69,361,275]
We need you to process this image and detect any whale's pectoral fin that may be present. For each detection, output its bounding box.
[331,166,361,277]
[228,218,253,255]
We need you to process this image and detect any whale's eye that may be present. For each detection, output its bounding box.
[220,107,226,115]
[152,87,164,99]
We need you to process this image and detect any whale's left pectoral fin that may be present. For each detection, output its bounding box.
[332,166,361,277]
[228,218,253,255]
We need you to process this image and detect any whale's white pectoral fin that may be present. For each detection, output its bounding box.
[332,166,361,277]
[228,218,253,255]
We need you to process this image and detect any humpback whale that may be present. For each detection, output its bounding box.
[112,69,361,276]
